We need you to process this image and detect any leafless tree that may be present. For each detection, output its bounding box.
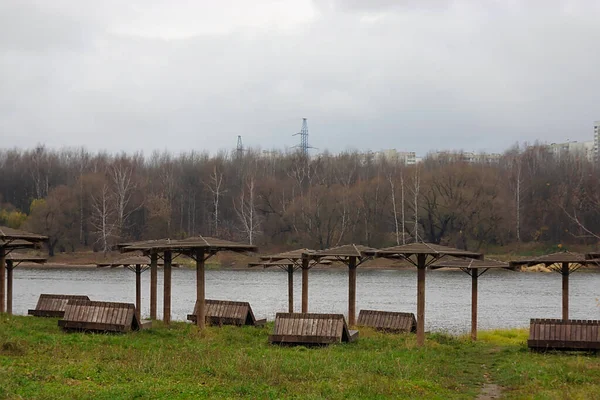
[90,184,115,255]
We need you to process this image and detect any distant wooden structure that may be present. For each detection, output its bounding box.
[510,252,597,321]
[249,249,331,313]
[5,253,47,314]
[528,318,600,351]
[97,256,178,321]
[187,299,266,327]
[430,257,515,340]
[28,294,90,317]
[357,310,417,333]
[364,243,482,347]
[120,237,257,328]
[58,299,151,332]
[0,227,48,313]
[306,244,375,326]
[269,313,359,345]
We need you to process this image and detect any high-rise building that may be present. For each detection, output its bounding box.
[595,121,600,162]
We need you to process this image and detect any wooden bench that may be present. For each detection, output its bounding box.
[28,294,91,317]
[187,299,266,327]
[357,309,417,333]
[269,313,359,345]
[58,300,151,333]
[528,318,600,351]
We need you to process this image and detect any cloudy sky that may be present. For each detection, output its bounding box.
[2,0,600,156]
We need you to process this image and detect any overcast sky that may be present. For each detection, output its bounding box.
[2,0,600,156]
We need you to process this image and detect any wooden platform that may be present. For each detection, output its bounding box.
[27,294,91,318]
[187,299,266,327]
[269,313,359,345]
[357,309,417,333]
[528,318,600,351]
[58,300,151,333]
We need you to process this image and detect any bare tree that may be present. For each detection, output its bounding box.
[91,184,115,255]
[234,177,261,245]
[204,165,225,236]
[411,166,421,241]
[110,162,139,239]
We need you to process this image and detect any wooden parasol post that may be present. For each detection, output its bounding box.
[150,252,158,320]
[135,264,142,321]
[301,253,309,313]
[471,268,478,341]
[196,248,206,329]
[287,264,294,313]
[348,256,357,326]
[6,259,13,315]
[416,253,427,347]
[163,250,172,324]
[561,262,569,321]
[0,247,5,313]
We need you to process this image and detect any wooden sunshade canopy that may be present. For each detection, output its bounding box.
[97,255,180,321]
[0,226,48,314]
[363,243,483,346]
[305,244,376,326]
[120,236,257,328]
[4,252,47,315]
[249,249,332,313]
[430,257,515,340]
[509,251,598,321]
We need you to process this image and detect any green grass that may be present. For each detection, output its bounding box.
[0,317,598,399]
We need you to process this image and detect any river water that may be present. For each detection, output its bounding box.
[10,267,600,334]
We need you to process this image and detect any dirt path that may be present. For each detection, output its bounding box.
[475,352,504,400]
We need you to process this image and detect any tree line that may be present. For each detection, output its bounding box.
[0,144,598,256]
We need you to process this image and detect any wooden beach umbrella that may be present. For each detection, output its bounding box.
[509,251,596,321]
[0,227,48,313]
[97,255,179,321]
[4,252,47,315]
[305,244,375,326]
[364,243,482,346]
[430,257,515,340]
[249,249,331,313]
[121,236,257,328]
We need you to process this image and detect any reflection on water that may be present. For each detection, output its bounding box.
[11,267,600,334]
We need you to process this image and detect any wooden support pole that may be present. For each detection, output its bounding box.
[196,248,206,329]
[287,265,294,313]
[135,264,141,321]
[163,250,172,324]
[416,253,427,347]
[0,247,5,313]
[150,252,158,320]
[561,262,569,321]
[6,260,13,315]
[301,254,309,313]
[348,256,357,326]
[471,269,478,341]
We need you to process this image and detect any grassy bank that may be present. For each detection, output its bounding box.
[0,316,598,399]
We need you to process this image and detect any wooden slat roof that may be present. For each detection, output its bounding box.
[248,259,333,268]
[309,244,376,258]
[366,243,482,257]
[258,248,314,261]
[120,236,257,253]
[0,226,48,242]
[0,238,39,249]
[430,257,512,270]
[96,256,178,267]
[5,253,47,263]
[509,251,591,266]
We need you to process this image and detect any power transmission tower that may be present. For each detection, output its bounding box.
[236,135,244,158]
[293,118,314,156]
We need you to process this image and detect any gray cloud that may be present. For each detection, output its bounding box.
[1,1,600,156]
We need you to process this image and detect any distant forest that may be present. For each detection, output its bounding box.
[1,144,599,256]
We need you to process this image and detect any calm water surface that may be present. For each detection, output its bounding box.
[11,267,600,334]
